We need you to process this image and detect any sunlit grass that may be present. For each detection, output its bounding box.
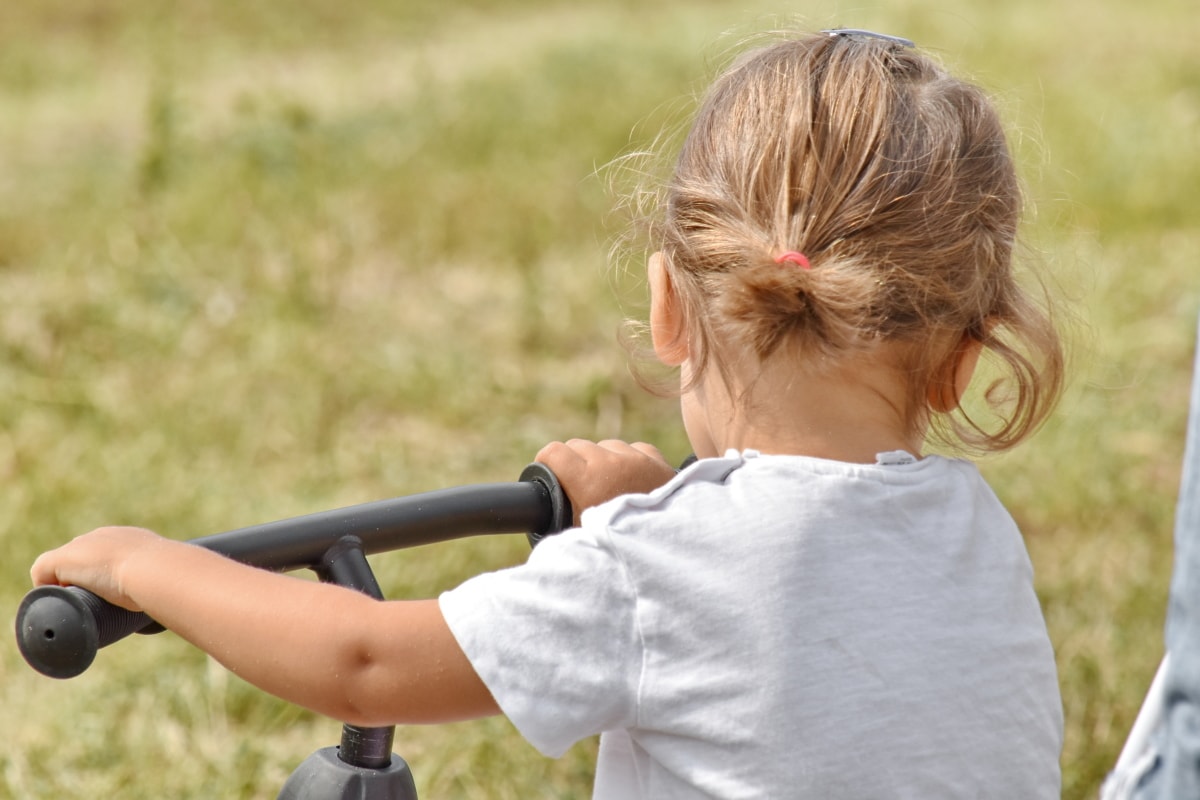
[2,1,1197,797]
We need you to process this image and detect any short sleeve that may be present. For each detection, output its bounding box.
[438,524,642,757]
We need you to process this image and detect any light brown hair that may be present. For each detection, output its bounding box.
[636,30,1064,453]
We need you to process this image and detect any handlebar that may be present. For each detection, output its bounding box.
[15,463,572,679]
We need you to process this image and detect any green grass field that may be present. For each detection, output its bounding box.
[2,1,1197,797]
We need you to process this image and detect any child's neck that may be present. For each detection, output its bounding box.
[684,353,925,464]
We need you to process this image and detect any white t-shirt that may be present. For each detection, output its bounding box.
[439,450,1063,799]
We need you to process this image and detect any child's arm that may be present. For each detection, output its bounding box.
[536,439,678,524]
[30,527,499,727]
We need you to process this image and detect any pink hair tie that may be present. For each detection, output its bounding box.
[774,250,811,270]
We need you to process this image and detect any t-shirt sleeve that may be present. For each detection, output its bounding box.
[438,523,642,757]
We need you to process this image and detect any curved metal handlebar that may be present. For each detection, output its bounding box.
[15,463,572,680]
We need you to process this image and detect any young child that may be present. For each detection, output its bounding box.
[32,29,1065,798]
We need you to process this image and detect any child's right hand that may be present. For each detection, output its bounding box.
[535,439,677,526]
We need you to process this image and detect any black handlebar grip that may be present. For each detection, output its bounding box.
[518,455,701,546]
[519,462,573,547]
[16,586,155,679]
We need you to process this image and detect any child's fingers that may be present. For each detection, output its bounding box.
[29,550,58,587]
[628,441,668,463]
[595,440,672,474]
[535,439,677,526]
[539,439,670,477]
[535,440,590,481]
[29,537,96,587]
[29,526,161,611]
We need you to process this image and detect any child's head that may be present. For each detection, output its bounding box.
[642,29,1064,453]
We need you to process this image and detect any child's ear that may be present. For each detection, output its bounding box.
[928,333,984,413]
[649,252,689,367]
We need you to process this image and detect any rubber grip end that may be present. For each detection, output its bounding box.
[16,586,100,679]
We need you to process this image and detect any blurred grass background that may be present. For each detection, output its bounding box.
[1,0,1197,797]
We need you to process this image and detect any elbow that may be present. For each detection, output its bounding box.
[295,596,489,727]
[339,694,396,729]
[327,647,401,729]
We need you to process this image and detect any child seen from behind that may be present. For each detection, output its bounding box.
[32,29,1066,799]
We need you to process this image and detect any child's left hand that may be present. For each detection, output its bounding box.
[536,439,677,525]
[30,526,167,612]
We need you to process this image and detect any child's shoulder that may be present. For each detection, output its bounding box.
[583,448,986,531]
[672,448,980,485]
